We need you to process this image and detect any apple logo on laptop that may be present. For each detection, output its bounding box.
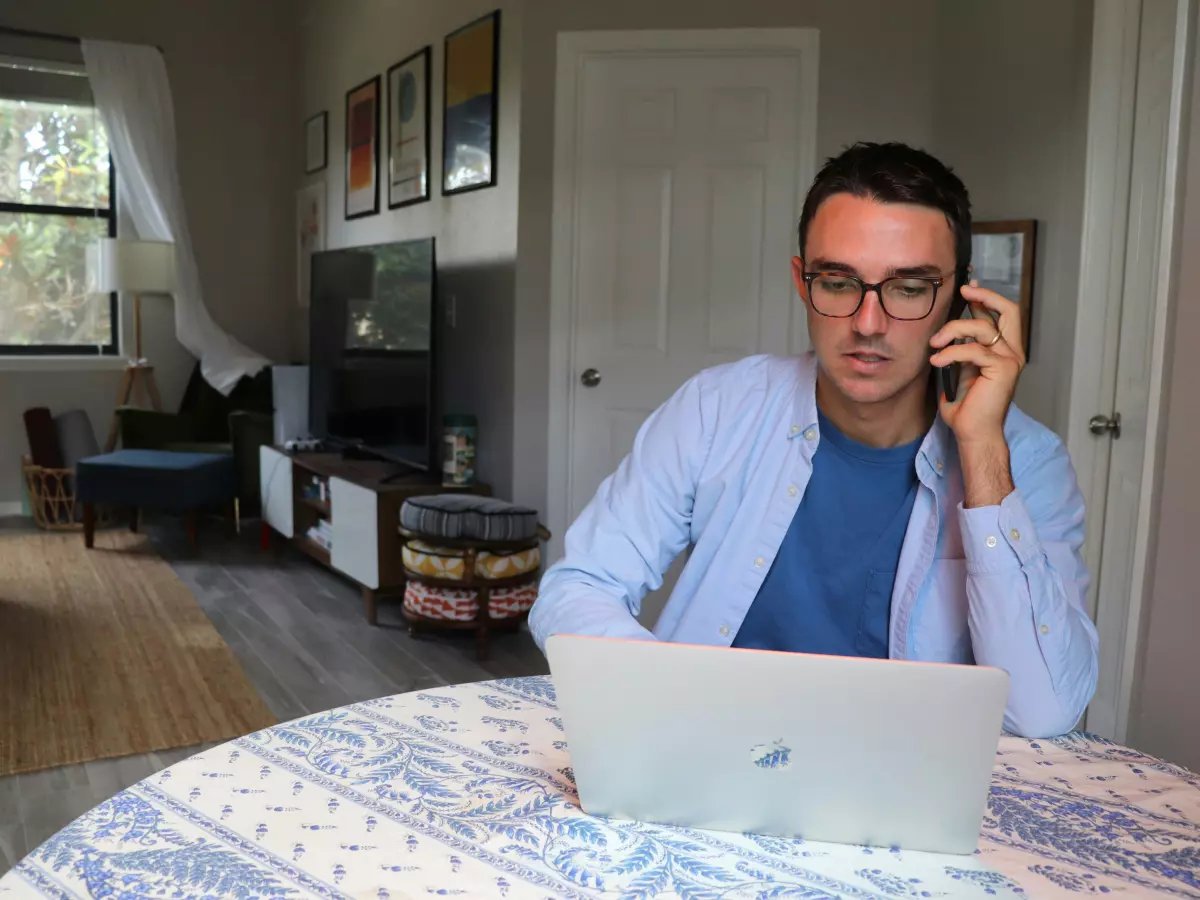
[750,740,792,770]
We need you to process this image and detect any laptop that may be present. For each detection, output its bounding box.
[545,635,1009,854]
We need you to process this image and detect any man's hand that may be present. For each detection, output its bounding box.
[929,281,1026,508]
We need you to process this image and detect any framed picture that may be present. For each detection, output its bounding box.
[443,10,500,195]
[296,181,326,307]
[971,219,1037,358]
[304,111,327,174]
[345,75,381,219]
[387,46,431,208]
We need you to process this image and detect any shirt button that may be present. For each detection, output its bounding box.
[985,536,998,548]
[787,485,798,497]
[754,556,765,568]
[803,428,817,441]
[790,424,800,436]
[719,625,730,637]
[935,459,944,473]
[1010,528,1021,541]
[1040,624,1050,635]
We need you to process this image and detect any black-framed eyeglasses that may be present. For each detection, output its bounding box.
[802,270,962,321]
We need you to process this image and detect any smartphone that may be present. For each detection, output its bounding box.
[940,288,970,403]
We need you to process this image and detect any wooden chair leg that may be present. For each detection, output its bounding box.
[476,622,491,661]
[83,503,95,549]
[363,587,378,625]
[184,509,198,554]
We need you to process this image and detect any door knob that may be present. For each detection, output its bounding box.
[1089,413,1121,439]
[581,368,601,388]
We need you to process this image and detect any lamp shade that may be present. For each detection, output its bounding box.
[86,238,175,295]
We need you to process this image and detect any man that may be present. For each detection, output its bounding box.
[530,142,1098,738]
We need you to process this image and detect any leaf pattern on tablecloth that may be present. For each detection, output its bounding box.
[4,676,1196,900]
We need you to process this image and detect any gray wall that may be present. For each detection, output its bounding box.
[297,0,1093,519]
[512,0,941,516]
[0,0,299,506]
[300,0,523,498]
[932,0,1093,435]
[1129,41,1200,775]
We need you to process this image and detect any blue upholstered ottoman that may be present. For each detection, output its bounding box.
[76,449,236,552]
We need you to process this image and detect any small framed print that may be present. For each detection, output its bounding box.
[387,47,431,208]
[443,10,500,195]
[971,220,1037,358]
[304,111,327,174]
[345,76,381,219]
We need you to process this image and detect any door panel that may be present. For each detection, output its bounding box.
[569,52,807,525]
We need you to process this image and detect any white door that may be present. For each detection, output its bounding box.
[1078,0,1186,738]
[549,30,818,623]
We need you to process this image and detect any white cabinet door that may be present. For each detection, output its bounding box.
[330,477,379,589]
[260,445,293,538]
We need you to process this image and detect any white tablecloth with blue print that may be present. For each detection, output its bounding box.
[2,676,1197,899]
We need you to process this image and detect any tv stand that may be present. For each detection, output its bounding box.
[379,466,428,485]
[259,446,490,624]
[338,444,382,461]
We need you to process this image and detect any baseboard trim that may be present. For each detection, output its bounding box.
[0,502,26,517]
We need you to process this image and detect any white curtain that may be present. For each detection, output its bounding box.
[82,39,269,395]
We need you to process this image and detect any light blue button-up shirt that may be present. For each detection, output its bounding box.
[531,353,1099,738]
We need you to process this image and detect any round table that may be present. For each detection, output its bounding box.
[2,676,1197,899]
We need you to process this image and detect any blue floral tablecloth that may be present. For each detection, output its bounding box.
[2,676,1198,899]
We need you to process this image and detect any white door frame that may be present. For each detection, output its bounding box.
[1067,0,1193,741]
[544,28,820,562]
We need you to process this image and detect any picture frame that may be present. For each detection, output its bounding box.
[971,219,1037,359]
[387,46,432,209]
[443,10,500,195]
[296,181,326,308]
[304,111,327,174]
[345,75,381,219]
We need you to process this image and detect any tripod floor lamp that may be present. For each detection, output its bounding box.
[86,238,176,452]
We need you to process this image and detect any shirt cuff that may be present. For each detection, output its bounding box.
[959,489,1040,574]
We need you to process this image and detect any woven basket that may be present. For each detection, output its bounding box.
[21,456,113,531]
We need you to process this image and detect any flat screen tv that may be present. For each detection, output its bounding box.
[308,237,436,471]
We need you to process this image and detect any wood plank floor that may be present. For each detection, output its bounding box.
[0,515,548,876]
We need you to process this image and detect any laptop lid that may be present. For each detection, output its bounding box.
[546,635,1008,854]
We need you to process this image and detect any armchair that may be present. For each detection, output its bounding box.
[117,362,274,514]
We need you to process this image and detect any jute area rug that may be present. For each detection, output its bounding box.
[0,530,275,777]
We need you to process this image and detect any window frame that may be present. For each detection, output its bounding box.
[0,137,119,358]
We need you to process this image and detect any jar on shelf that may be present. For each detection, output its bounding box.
[442,414,477,486]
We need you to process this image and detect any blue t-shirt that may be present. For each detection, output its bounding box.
[732,411,922,658]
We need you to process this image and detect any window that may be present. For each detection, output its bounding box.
[0,93,116,355]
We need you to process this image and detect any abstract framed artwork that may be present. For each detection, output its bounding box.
[387,46,431,209]
[971,219,1037,359]
[345,75,381,219]
[304,111,327,174]
[443,10,500,195]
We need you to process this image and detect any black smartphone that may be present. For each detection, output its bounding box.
[940,288,970,402]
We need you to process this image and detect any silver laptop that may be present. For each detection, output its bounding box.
[546,635,1009,854]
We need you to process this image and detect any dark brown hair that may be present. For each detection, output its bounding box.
[798,142,972,287]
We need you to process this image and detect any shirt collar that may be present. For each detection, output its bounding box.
[789,351,951,481]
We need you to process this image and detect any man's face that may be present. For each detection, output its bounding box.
[792,193,959,407]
